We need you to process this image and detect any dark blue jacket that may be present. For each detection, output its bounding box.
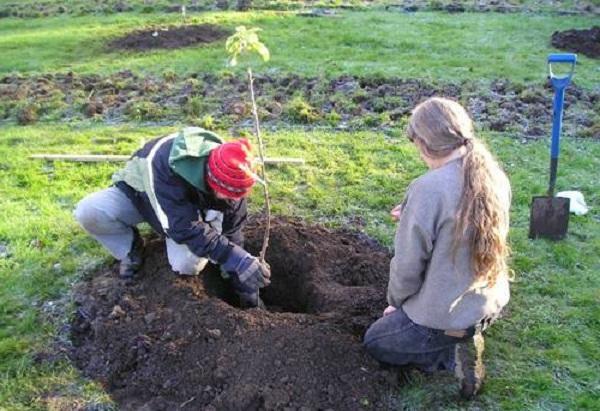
[113,128,247,265]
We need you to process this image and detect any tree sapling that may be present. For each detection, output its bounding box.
[225,26,271,262]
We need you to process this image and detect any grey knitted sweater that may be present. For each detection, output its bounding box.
[387,158,511,330]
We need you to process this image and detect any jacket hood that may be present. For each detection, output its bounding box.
[168,127,223,192]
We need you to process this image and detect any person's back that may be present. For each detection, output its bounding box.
[392,158,511,331]
[364,97,512,400]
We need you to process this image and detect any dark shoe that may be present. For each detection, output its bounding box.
[119,228,144,279]
[454,332,485,399]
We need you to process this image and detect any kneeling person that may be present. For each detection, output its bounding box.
[363,98,511,399]
[74,127,270,308]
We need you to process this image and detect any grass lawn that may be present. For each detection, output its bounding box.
[0,123,599,410]
[0,5,599,411]
[0,11,599,88]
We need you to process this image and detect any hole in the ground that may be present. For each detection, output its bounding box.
[201,217,390,315]
[200,254,318,314]
[200,265,240,307]
[243,217,390,314]
[259,249,317,313]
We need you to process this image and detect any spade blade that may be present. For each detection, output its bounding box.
[529,196,570,240]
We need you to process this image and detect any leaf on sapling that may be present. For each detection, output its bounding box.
[252,42,270,62]
[225,26,270,67]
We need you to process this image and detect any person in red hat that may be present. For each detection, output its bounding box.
[74,127,271,308]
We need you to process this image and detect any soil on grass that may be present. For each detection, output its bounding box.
[108,24,230,51]
[70,216,396,410]
[2,72,599,139]
[551,26,600,59]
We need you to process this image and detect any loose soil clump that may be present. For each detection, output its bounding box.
[70,216,395,410]
[108,24,230,51]
[551,26,600,59]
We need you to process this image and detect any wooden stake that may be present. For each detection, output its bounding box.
[30,154,305,165]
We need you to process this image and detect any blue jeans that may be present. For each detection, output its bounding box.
[363,307,467,372]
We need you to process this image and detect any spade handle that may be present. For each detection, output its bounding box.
[547,53,576,196]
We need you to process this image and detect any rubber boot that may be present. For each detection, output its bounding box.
[119,227,144,279]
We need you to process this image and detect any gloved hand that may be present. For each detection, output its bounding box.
[222,244,271,291]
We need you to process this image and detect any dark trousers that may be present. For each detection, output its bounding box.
[363,308,469,372]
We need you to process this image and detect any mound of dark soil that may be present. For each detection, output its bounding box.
[70,217,395,410]
[109,24,230,51]
[551,26,600,59]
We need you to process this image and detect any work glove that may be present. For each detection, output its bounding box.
[221,244,271,291]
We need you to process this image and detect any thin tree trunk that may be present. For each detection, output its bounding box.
[236,0,252,11]
[247,67,271,262]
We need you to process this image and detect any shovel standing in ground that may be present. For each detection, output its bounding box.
[529,53,577,240]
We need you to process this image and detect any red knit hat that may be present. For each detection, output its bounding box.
[206,138,256,199]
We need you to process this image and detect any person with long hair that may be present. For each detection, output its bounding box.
[363,97,511,399]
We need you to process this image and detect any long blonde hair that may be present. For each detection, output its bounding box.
[407,97,510,286]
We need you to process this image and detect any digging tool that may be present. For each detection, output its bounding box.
[529,53,577,240]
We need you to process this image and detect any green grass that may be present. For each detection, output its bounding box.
[1,5,599,410]
[0,123,599,409]
[0,11,598,88]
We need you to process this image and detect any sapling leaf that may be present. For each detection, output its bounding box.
[253,43,270,62]
[225,26,270,67]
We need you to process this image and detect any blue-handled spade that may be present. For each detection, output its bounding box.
[529,53,577,240]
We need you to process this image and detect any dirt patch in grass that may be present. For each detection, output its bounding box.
[108,24,230,51]
[551,26,600,59]
[387,0,600,14]
[69,216,395,410]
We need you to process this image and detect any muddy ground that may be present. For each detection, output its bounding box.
[1,0,598,18]
[70,216,399,410]
[551,26,600,59]
[108,24,230,51]
[1,72,598,139]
